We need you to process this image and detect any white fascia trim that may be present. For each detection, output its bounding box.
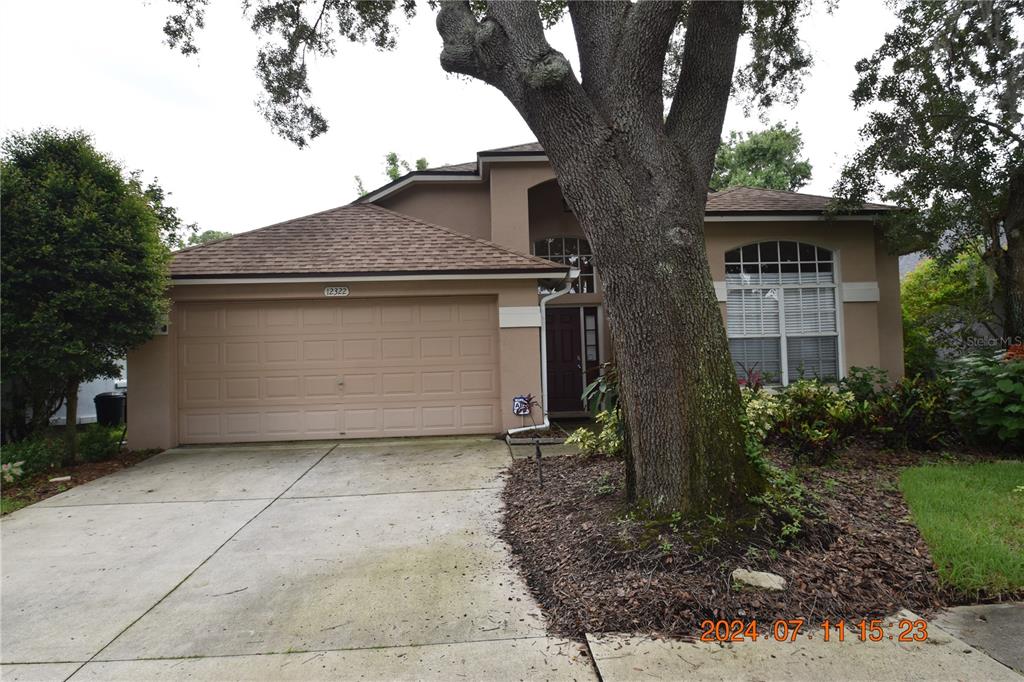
[841,281,881,302]
[479,154,549,165]
[362,154,551,203]
[499,306,542,328]
[713,281,727,302]
[361,173,482,203]
[705,215,882,222]
[172,272,563,285]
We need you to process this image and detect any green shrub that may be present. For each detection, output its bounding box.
[566,410,623,457]
[78,424,123,462]
[839,366,890,402]
[0,434,64,477]
[772,380,856,464]
[863,375,954,450]
[741,388,780,445]
[582,363,619,414]
[946,352,1024,448]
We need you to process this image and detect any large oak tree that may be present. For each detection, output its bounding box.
[162,0,817,519]
[836,0,1023,341]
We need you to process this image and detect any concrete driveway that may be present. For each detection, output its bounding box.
[1,438,593,681]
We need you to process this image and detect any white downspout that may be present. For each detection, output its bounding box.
[507,267,580,436]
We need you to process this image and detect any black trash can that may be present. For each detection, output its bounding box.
[94,391,126,427]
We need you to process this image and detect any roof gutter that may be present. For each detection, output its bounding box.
[506,267,580,438]
[171,270,566,285]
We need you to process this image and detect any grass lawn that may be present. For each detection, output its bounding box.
[901,460,1024,596]
[0,497,30,515]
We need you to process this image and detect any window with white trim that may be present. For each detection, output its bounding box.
[533,236,596,293]
[725,241,839,384]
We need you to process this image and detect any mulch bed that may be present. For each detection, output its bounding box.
[1,449,160,514]
[501,447,958,640]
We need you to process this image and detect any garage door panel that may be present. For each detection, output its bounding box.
[458,301,494,323]
[459,335,495,358]
[462,404,497,428]
[225,376,261,401]
[177,297,500,443]
[225,341,260,364]
[181,307,221,335]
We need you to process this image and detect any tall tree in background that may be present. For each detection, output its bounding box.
[902,250,1003,376]
[355,152,429,196]
[836,0,1023,340]
[161,0,822,521]
[1,129,170,461]
[711,123,812,191]
[188,229,233,246]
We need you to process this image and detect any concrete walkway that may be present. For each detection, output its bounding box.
[587,606,1023,681]
[0,438,593,681]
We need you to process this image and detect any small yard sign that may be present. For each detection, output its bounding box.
[324,286,350,297]
[513,395,533,416]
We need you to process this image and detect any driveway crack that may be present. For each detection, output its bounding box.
[62,443,341,681]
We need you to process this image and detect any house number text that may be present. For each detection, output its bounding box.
[324,286,350,297]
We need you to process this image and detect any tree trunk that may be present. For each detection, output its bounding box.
[581,175,763,519]
[1002,167,1024,342]
[544,139,765,520]
[63,380,79,467]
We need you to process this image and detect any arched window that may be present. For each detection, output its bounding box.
[533,236,595,293]
[724,241,839,384]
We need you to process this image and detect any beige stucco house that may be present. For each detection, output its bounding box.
[127,142,902,449]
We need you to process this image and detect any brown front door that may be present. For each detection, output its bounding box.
[546,308,584,412]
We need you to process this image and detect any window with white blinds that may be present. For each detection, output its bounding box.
[725,241,840,384]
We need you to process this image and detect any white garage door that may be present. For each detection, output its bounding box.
[177,296,501,443]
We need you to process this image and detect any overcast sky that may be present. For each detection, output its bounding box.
[0,0,897,235]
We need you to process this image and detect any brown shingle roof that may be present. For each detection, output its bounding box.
[706,186,894,214]
[482,142,545,154]
[426,161,478,172]
[171,204,567,279]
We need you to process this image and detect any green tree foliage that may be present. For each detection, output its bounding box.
[188,229,233,246]
[384,152,429,181]
[1,129,171,462]
[902,249,1003,375]
[836,0,1024,338]
[354,151,429,196]
[142,176,198,248]
[711,123,812,191]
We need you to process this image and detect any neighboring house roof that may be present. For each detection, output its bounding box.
[705,186,895,216]
[170,204,568,279]
[362,143,898,216]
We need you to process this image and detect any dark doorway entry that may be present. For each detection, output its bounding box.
[546,307,600,413]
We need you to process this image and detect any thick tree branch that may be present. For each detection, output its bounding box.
[567,1,628,116]
[665,1,743,186]
[614,1,683,127]
[436,1,507,83]
[928,113,1024,147]
[437,1,577,110]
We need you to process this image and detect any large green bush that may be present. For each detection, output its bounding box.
[78,424,124,463]
[841,367,954,451]
[771,380,856,463]
[0,434,64,478]
[946,351,1024,448]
